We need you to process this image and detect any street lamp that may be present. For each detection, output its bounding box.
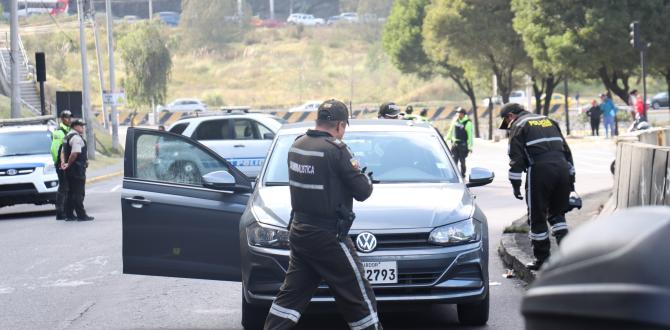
[630,21,650,120]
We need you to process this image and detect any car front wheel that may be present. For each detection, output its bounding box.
[652,102,660,109]
[457,291,489,326]
[242,294,270,330]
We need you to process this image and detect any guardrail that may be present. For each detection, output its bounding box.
[610,128,670,210]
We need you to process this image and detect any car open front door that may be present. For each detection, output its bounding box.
[121,128,252,281]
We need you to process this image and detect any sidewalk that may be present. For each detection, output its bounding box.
[86,156,123,184]
[498,189,612,283]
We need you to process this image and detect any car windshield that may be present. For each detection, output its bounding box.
[0,131,52,157]
[263,131,458,184]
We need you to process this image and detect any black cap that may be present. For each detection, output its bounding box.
[317,99,349,124]
[70,118,86,127]
[378,102,401,118]
[456,106,467,114]
[406,105,413,113]
[499,103,524,129]
[60,110,72,118]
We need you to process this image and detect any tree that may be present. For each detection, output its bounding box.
[646,1,670,108]
[118,22,172,109]
[423,0,527,103]
[181,0,249,49]
[382,0,481,137]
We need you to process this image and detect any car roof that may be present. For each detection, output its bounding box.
[171,112,281,125]
[0,125,50,133]
[277,119,436,135]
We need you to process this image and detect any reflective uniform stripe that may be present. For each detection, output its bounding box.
[515,115,545,127]
[289,147,325,157]
[526,137,564,146]
[551,223,569,233]
[529,231,549,240]
[269,303,301,323]
[289,180,324,190]
[350,313,380,330]
[509,171,523,180]
[339,242,378,330]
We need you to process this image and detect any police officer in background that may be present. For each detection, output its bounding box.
[377,102,401,119]
[61,119,94,221]
[446,107,473,178]
[499,103,574,270]
[403,105,418,121]
[264,100,380,330]
[51,110,72,220]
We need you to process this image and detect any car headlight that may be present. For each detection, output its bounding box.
[247,206,290,249]
[43,163,56,175]
[428,219,481,246]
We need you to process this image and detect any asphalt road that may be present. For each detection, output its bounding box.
[0,138,615,330]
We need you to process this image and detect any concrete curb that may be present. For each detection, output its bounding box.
[86,170,123,184]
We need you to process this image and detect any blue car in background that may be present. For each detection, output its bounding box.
[157,11,180,26]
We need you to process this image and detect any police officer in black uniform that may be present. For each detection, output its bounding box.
[264,100,380,330]
[499,103,574,270]
[377,102,401,119]
[61,119,94,221]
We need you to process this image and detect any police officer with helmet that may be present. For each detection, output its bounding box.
[377,102,401,119]
[446,107,473,178]
[51,110,72,220]
[264,99,380,330]
[61,119,94,221]
[499,103,574,271]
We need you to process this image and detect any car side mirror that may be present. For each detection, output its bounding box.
[263,132,275,140]
[202,171,237,190]
[466,167,494,188]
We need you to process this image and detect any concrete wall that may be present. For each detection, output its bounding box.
[611,128,670,209]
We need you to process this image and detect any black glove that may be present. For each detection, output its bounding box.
[336,205,356,241]
[361,167,378,184]
[511,181,523,200]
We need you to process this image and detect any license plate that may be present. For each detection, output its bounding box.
[362,261,398,284]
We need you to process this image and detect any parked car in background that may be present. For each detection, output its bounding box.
[0,125,59,208]
[166,112,283,178]
[508,90,528,105]
[120,120,493,330]
[339,12,359,22]
[157,99,207,114]
[651,92,669,109]
[326,15,342,25]
[286,13,325,26]
[157,11,180,26]
[482,96,503,107]
[287,100,322,112]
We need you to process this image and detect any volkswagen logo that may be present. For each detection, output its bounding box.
[355,232,377,253]
[6,169,17,176]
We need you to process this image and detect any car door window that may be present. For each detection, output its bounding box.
[233,119,259,140]
[134,133,230,186]
[256,122,274,140]
[193,119,232,140]
[169,123,189,134]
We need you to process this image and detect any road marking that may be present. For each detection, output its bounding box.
[111,184,121,192]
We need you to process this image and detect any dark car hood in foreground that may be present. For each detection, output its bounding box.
[254,183,474,230]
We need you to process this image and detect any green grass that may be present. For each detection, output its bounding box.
[0,94,38,118]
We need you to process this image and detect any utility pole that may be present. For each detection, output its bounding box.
[78,0,96,160]
[148,0,153,19]
[90,1,108,129]
[564,78,570,135]
[106,0,119,151]
[269,0,275,20]
[630,21,650,121]
[10,0,20,118]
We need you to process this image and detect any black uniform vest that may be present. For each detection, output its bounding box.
[63,132,88,179]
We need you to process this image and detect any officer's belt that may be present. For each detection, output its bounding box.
[293,212,338,230]
[529,151,567,164]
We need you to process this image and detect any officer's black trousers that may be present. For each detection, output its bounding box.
[451,144,468,178]
[65,176,88,219]
[264,221,382,330]
[525,161,571,261]
[55,168,69,218]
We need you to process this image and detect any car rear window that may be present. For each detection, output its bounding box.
[169,123,189,135]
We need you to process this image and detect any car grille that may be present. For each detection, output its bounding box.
[0,167,36,176]
[395,271,442,285]
[0,183,37,193]
[350,232,433,250]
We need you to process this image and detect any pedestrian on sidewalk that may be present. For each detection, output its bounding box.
[51,110,72,220]
[61,119,94,221]
[628,90,639,121]
[446,107,473,178]
[635,93,647,121]
[264,100,380,330]
[599,93,617,138]
[499,103,574,271]
[585,100,601,136]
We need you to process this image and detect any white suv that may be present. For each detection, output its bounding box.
[166,112,284,178]
[286,13,325,26]
[157,98,208,114]
[0,125,59,208]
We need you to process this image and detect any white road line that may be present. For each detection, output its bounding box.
[111,185,121,192]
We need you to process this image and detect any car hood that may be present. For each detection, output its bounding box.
[253,183,474,230]
[0,154,51,169]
